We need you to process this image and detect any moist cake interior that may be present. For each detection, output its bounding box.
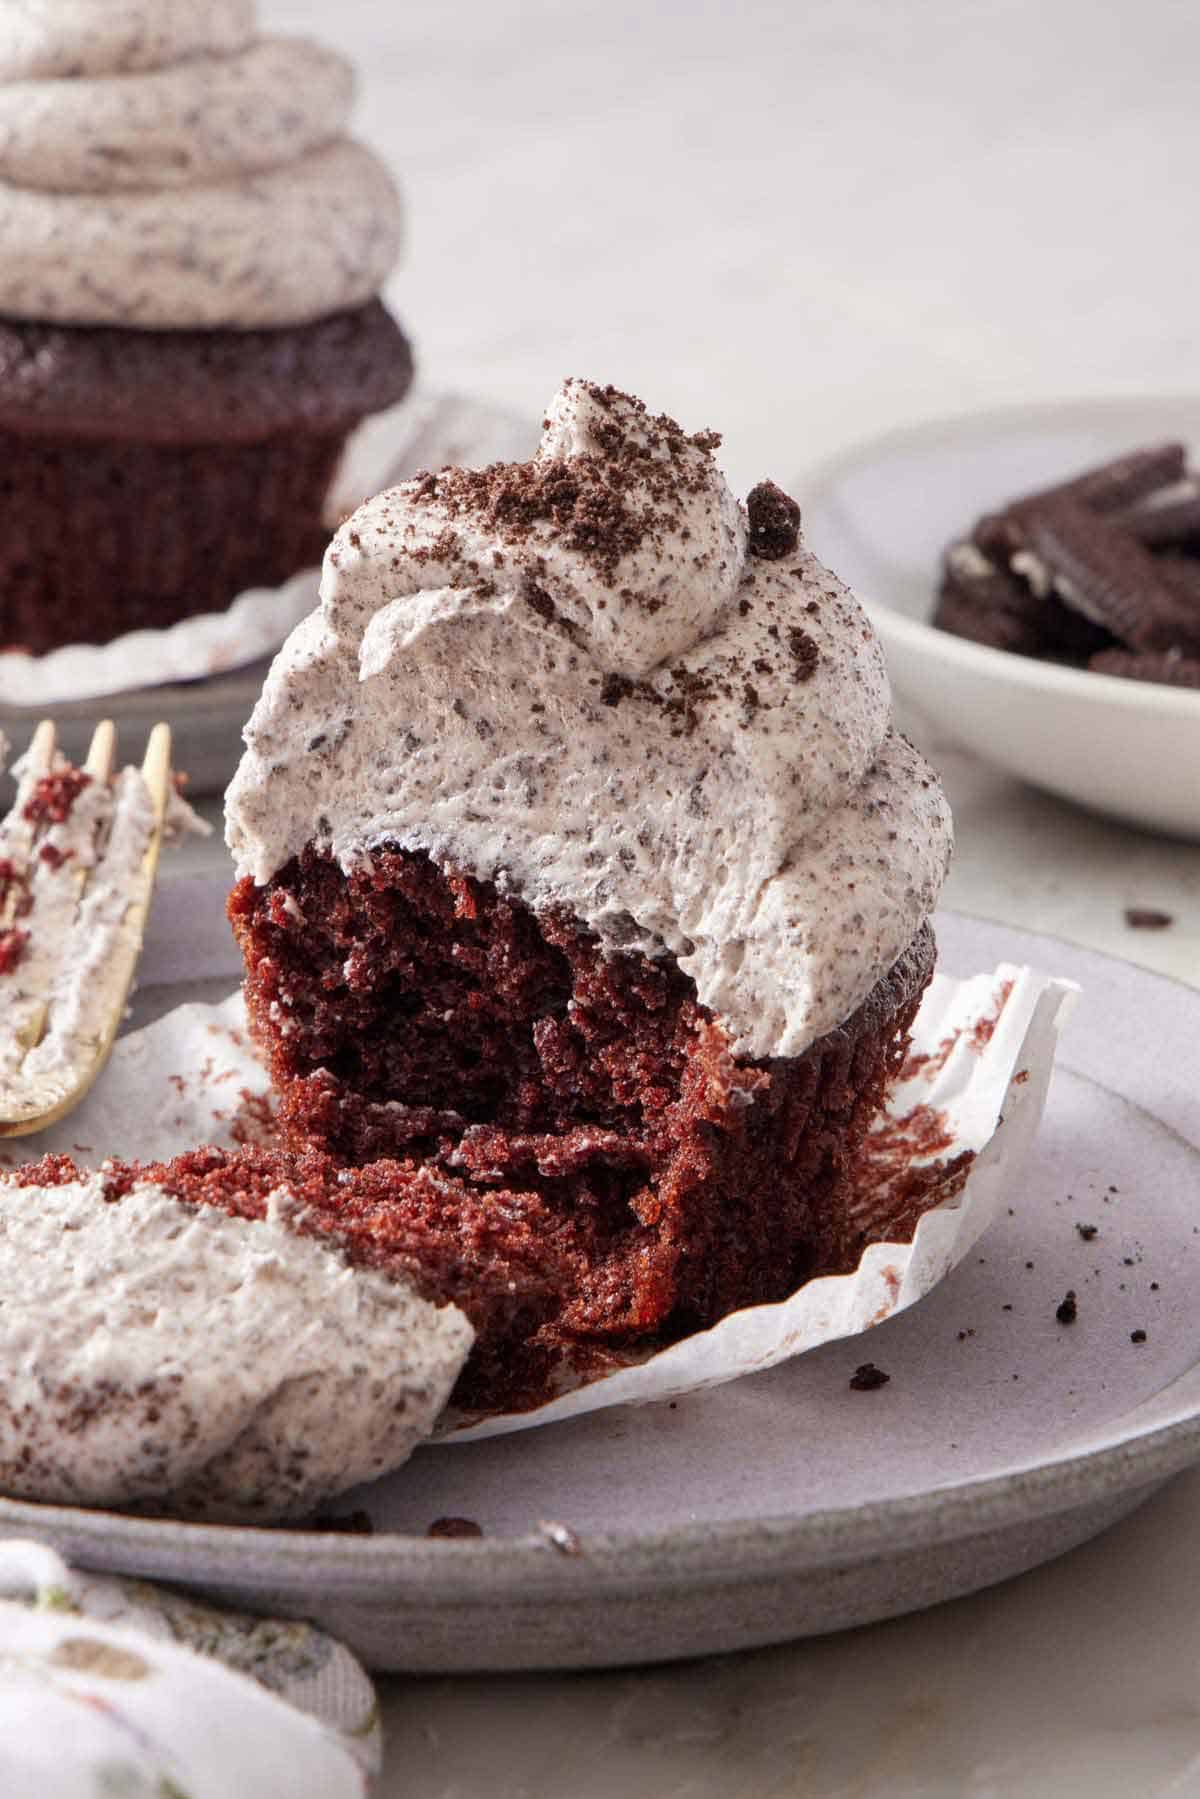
[218,845,935,1412]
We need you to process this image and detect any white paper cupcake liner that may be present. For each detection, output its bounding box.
[3,962,1075,1452]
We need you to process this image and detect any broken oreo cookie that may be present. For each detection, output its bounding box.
[934,442,1200,685]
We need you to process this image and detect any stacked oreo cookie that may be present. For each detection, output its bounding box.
[934,443,1200,687]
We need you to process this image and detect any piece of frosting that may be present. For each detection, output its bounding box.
[0,3,401,330]
[0,1175,473,1521]
[0,39,355,192]
[226,380,953,1060]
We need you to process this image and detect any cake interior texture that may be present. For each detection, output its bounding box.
[224,845,936,1412]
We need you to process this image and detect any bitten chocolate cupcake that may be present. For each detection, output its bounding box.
[223,379,954,1414]
[0,0,413,654]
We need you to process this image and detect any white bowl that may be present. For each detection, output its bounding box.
[801,396,1200,841]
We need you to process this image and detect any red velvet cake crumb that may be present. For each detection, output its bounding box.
[23,768,90,826]
[0,926,29,975]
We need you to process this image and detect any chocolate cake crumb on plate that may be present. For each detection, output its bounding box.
[427,1517,484,1539]
[849,1363,890,1391]
[1123,908,1175,931]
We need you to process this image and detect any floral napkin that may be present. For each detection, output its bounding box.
[0,1539,380,1797]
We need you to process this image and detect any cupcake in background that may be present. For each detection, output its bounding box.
[0,0,413,654]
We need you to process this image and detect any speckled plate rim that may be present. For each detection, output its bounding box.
[798,393,1200,718]
[1,916,1197,1602]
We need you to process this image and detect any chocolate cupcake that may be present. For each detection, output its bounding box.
[0,1,413,654]
[223,379,954,1413]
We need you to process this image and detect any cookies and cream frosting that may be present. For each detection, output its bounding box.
[0,1174,473,1521]
[226,380,953,1060]
[0,1,401,328]
[0,2,255,81]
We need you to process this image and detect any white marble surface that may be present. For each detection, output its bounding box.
[203,0,1200,1789]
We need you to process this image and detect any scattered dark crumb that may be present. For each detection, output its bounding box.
[849,1362,890,1391]
[1123,1257,1135,1266]
[1075,1223,1098,1242]
[1131,1329,1148,1344]
[1002,1303,1013,1311]
[539,1520,583,1555]
[1124,908,1174,931]
[1013,1373,1020,1381]
[1151,1282,1160,1291]
[956,1328,976,1341]
[1012,1069,1030,1084]
[302,1510,374,1535]
[1108,1185,1119,1194]
[1056,1290,1078,1326]
[1025,1261,1035,1270]
[427,1516,484,1539]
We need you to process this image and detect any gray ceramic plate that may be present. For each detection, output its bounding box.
[1,900,1197,1674]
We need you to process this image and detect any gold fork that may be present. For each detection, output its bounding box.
[0,719,173,1137]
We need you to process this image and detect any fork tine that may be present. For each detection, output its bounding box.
[25,719,57,777]
[0,719,58,932]
[140,722,173,814]
[27,716,55,766]
[83,719,117,784]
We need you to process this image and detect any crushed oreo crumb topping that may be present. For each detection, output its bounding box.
[747,479,802,560]
[413,381,722,592]
[849,1361,890,1391]
[1055,1289,1078,1326]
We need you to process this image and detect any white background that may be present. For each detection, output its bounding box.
[249,3,1200,1791]
[268,0,1200,496]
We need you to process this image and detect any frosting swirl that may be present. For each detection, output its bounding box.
[0,4,401,329]
[0,40,355,192]
[226,381,953,1059]
[0,1,255,81]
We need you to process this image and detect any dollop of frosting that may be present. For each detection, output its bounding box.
[0,1174,473,1521]
[226,380,953,1059]
[0,3,400,329]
